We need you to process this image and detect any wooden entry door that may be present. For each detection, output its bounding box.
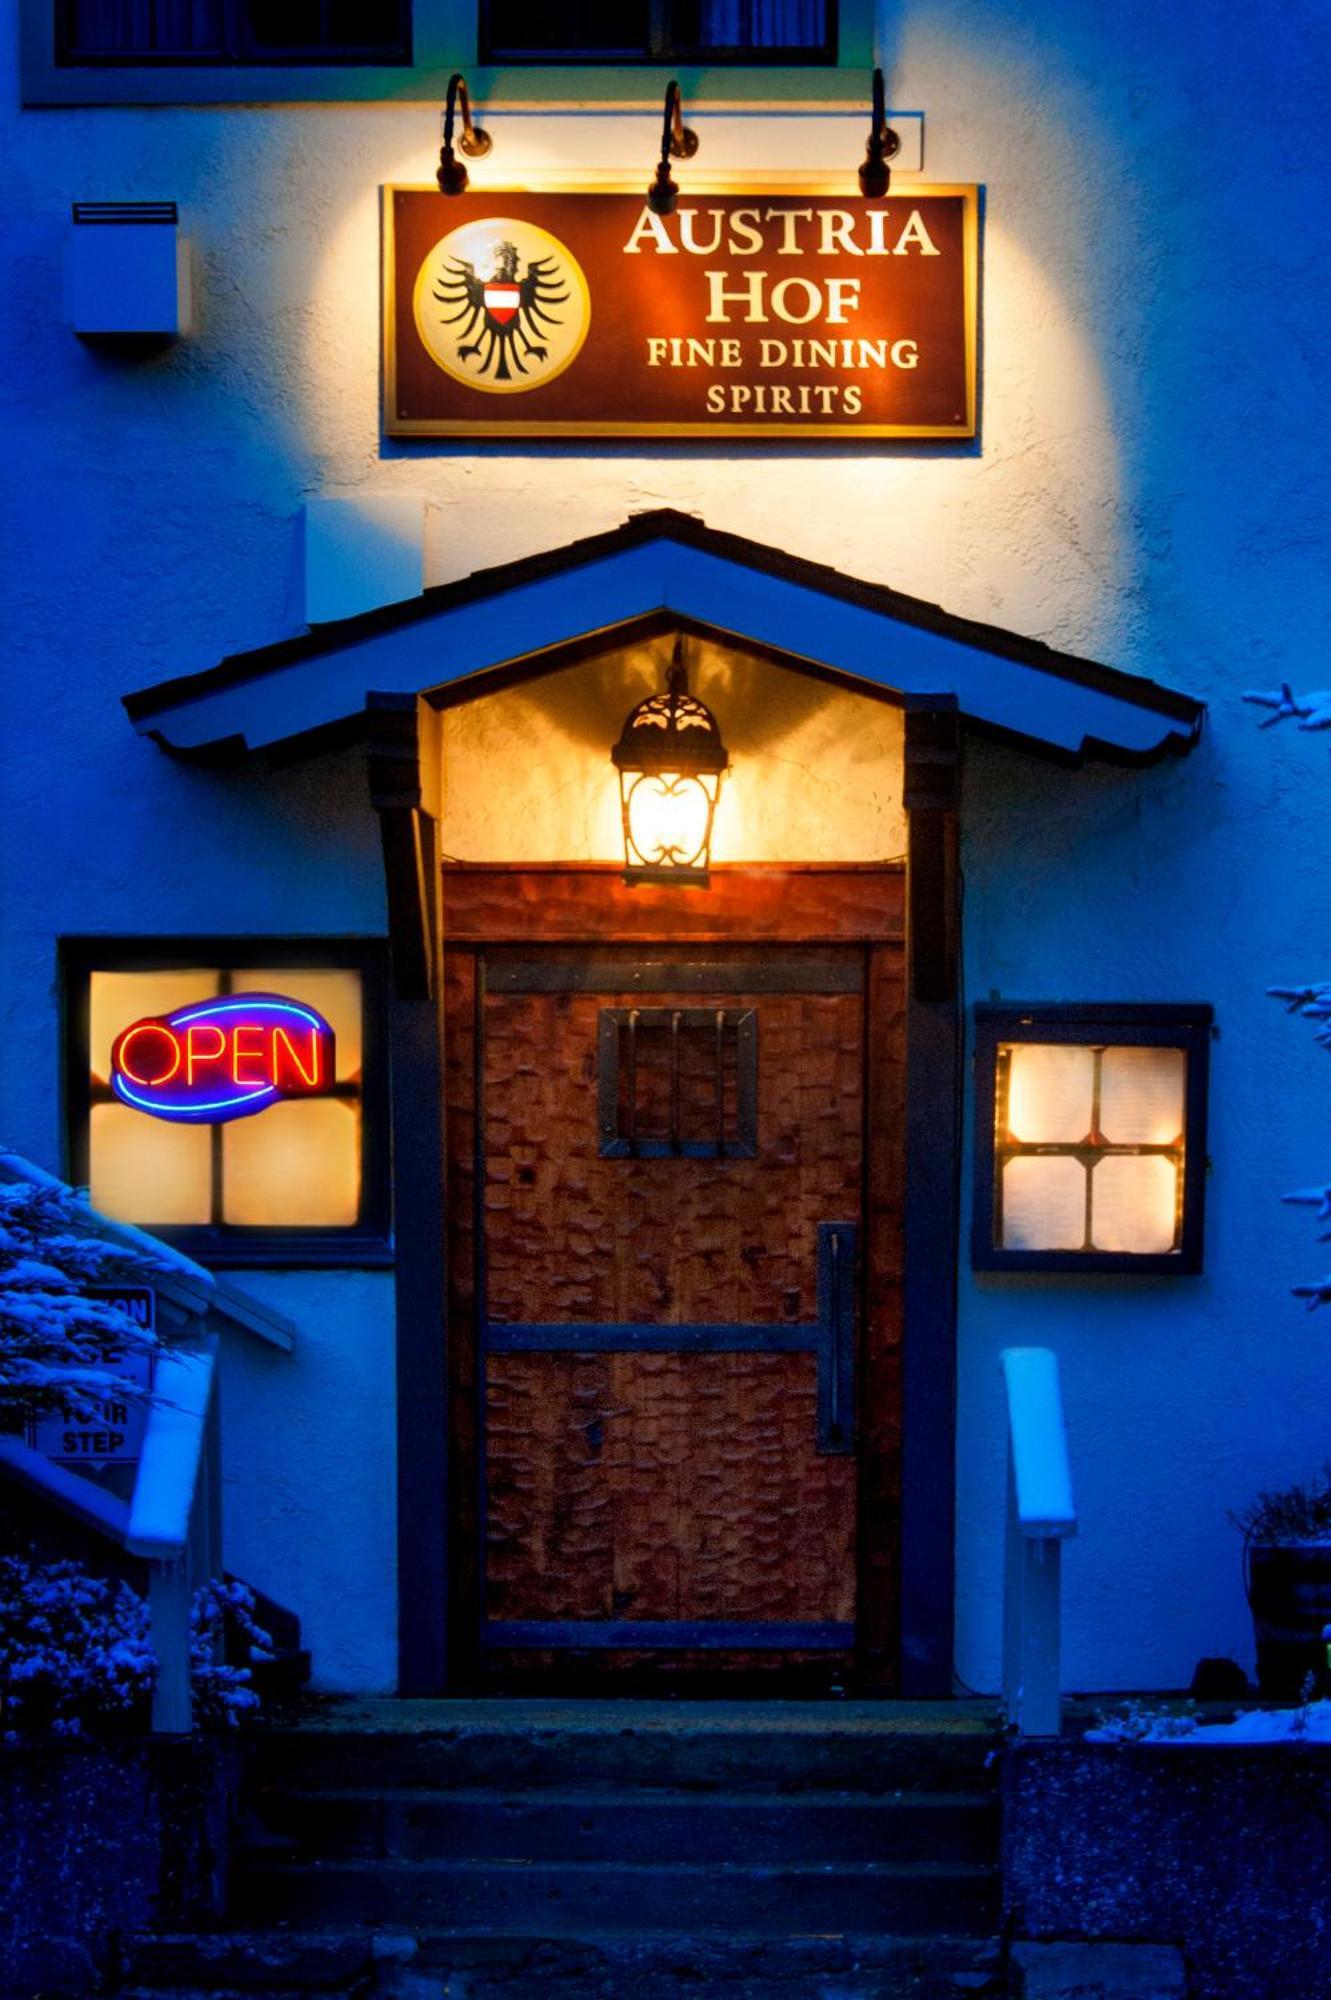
[443,869,906,1689]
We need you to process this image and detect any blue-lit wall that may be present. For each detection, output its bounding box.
[1,2,1328,1691]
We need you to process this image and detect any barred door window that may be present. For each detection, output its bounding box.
[598,1006,758,1158]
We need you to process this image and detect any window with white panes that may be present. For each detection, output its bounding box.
[972,1005,1212,1274]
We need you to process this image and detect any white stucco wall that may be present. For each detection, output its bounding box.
[217,1270,397,1693]
[2,2,1328,1691]
[439,635,907,862]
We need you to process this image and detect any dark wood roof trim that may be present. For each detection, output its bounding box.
[122,508,1204,733]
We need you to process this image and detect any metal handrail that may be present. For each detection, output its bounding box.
[1000,1347,1077,1736]
[0,1344,219,1732]
[0,1154,225,1731]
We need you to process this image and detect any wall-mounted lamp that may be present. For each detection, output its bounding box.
[437,72,493,196]
[647,81,700,217]
[858,69,902,198]
[612,638,729,885]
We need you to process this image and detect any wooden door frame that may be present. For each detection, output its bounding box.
[370,705,962,1698]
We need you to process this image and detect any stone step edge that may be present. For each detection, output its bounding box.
[236,1856,1000,1881]
[248,1792,995,1824]
[118,1927,1007,1985]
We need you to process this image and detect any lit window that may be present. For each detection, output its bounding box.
[972,1005,1211,1273]
[64,942,388,1264]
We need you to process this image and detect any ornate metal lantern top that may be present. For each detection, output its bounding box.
[611,639,729,778]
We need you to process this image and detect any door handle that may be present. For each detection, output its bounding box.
[816,1221,857,1455]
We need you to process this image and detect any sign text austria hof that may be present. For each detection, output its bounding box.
[385,186,977,439]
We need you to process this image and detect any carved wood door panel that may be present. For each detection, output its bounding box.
[446,938,900,1688]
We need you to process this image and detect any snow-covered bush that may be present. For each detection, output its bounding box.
[0,1179,168,1429]
[0,1547,156,1736]
[0,1559,282,1736]
[189,1578,273,1729]
[0,1178,275,1737]
[1089,1699,1200,1743]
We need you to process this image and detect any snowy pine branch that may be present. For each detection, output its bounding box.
[0,1179,174,1427]
[1244,686,1331,730]
[1269,984,1331,1300]
[1283,1187,1331,1221]
[1293,1279,1331,1313]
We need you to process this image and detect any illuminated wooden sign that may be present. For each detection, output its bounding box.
[110,993,335,1124]
[384,185,977,440]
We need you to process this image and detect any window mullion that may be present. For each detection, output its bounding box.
[647,0,671,58]
[211,965,234,1225]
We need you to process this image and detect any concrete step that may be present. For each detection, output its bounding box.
[255,1702,1001,1797]
[116,1929,410,1992]
[251,1784,1000,1867]
[119,1927,1007,1998]
[232,1856,1001,1936]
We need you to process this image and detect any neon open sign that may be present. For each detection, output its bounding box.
[110,993,336,1124]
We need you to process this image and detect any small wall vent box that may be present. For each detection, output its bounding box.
[66,202,192,338]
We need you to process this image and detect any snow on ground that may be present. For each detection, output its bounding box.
[1088,1700,1331,1744]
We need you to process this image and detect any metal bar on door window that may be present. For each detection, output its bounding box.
[627,1008,639,1156]
[715,1008,726,1157]
[670,1008,682,1155]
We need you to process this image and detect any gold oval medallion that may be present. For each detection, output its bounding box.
[412,217,592,396]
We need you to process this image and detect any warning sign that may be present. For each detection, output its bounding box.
[28,1287,156,1467]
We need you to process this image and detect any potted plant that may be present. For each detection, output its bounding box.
[1232,1469,1331,1698]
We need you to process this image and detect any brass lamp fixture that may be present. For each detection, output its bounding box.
[647,80,699,217]
[612,639,729,885]
[437,72,493,195]
[858,68,901,197]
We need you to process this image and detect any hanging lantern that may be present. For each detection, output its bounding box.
[611,639,729,885]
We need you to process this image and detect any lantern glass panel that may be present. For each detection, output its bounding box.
[623,770,717,874]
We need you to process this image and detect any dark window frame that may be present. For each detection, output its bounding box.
[971,1002,1213,1277]
[479,0,837,65]
[57,0,412,67]
[28,0,875,104]
[61,936,392,1268]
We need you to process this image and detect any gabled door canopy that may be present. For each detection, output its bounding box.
[123,509,1204,766]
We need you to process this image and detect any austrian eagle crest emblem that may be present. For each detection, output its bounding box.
[412,217,591,396]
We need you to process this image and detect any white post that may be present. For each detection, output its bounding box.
[1000,1348,1077,1738]
[1005,1492,1065,1737]
[148,1557,193,1733]
[1003,1450,1024,1722]
[129,1341,218,1733]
